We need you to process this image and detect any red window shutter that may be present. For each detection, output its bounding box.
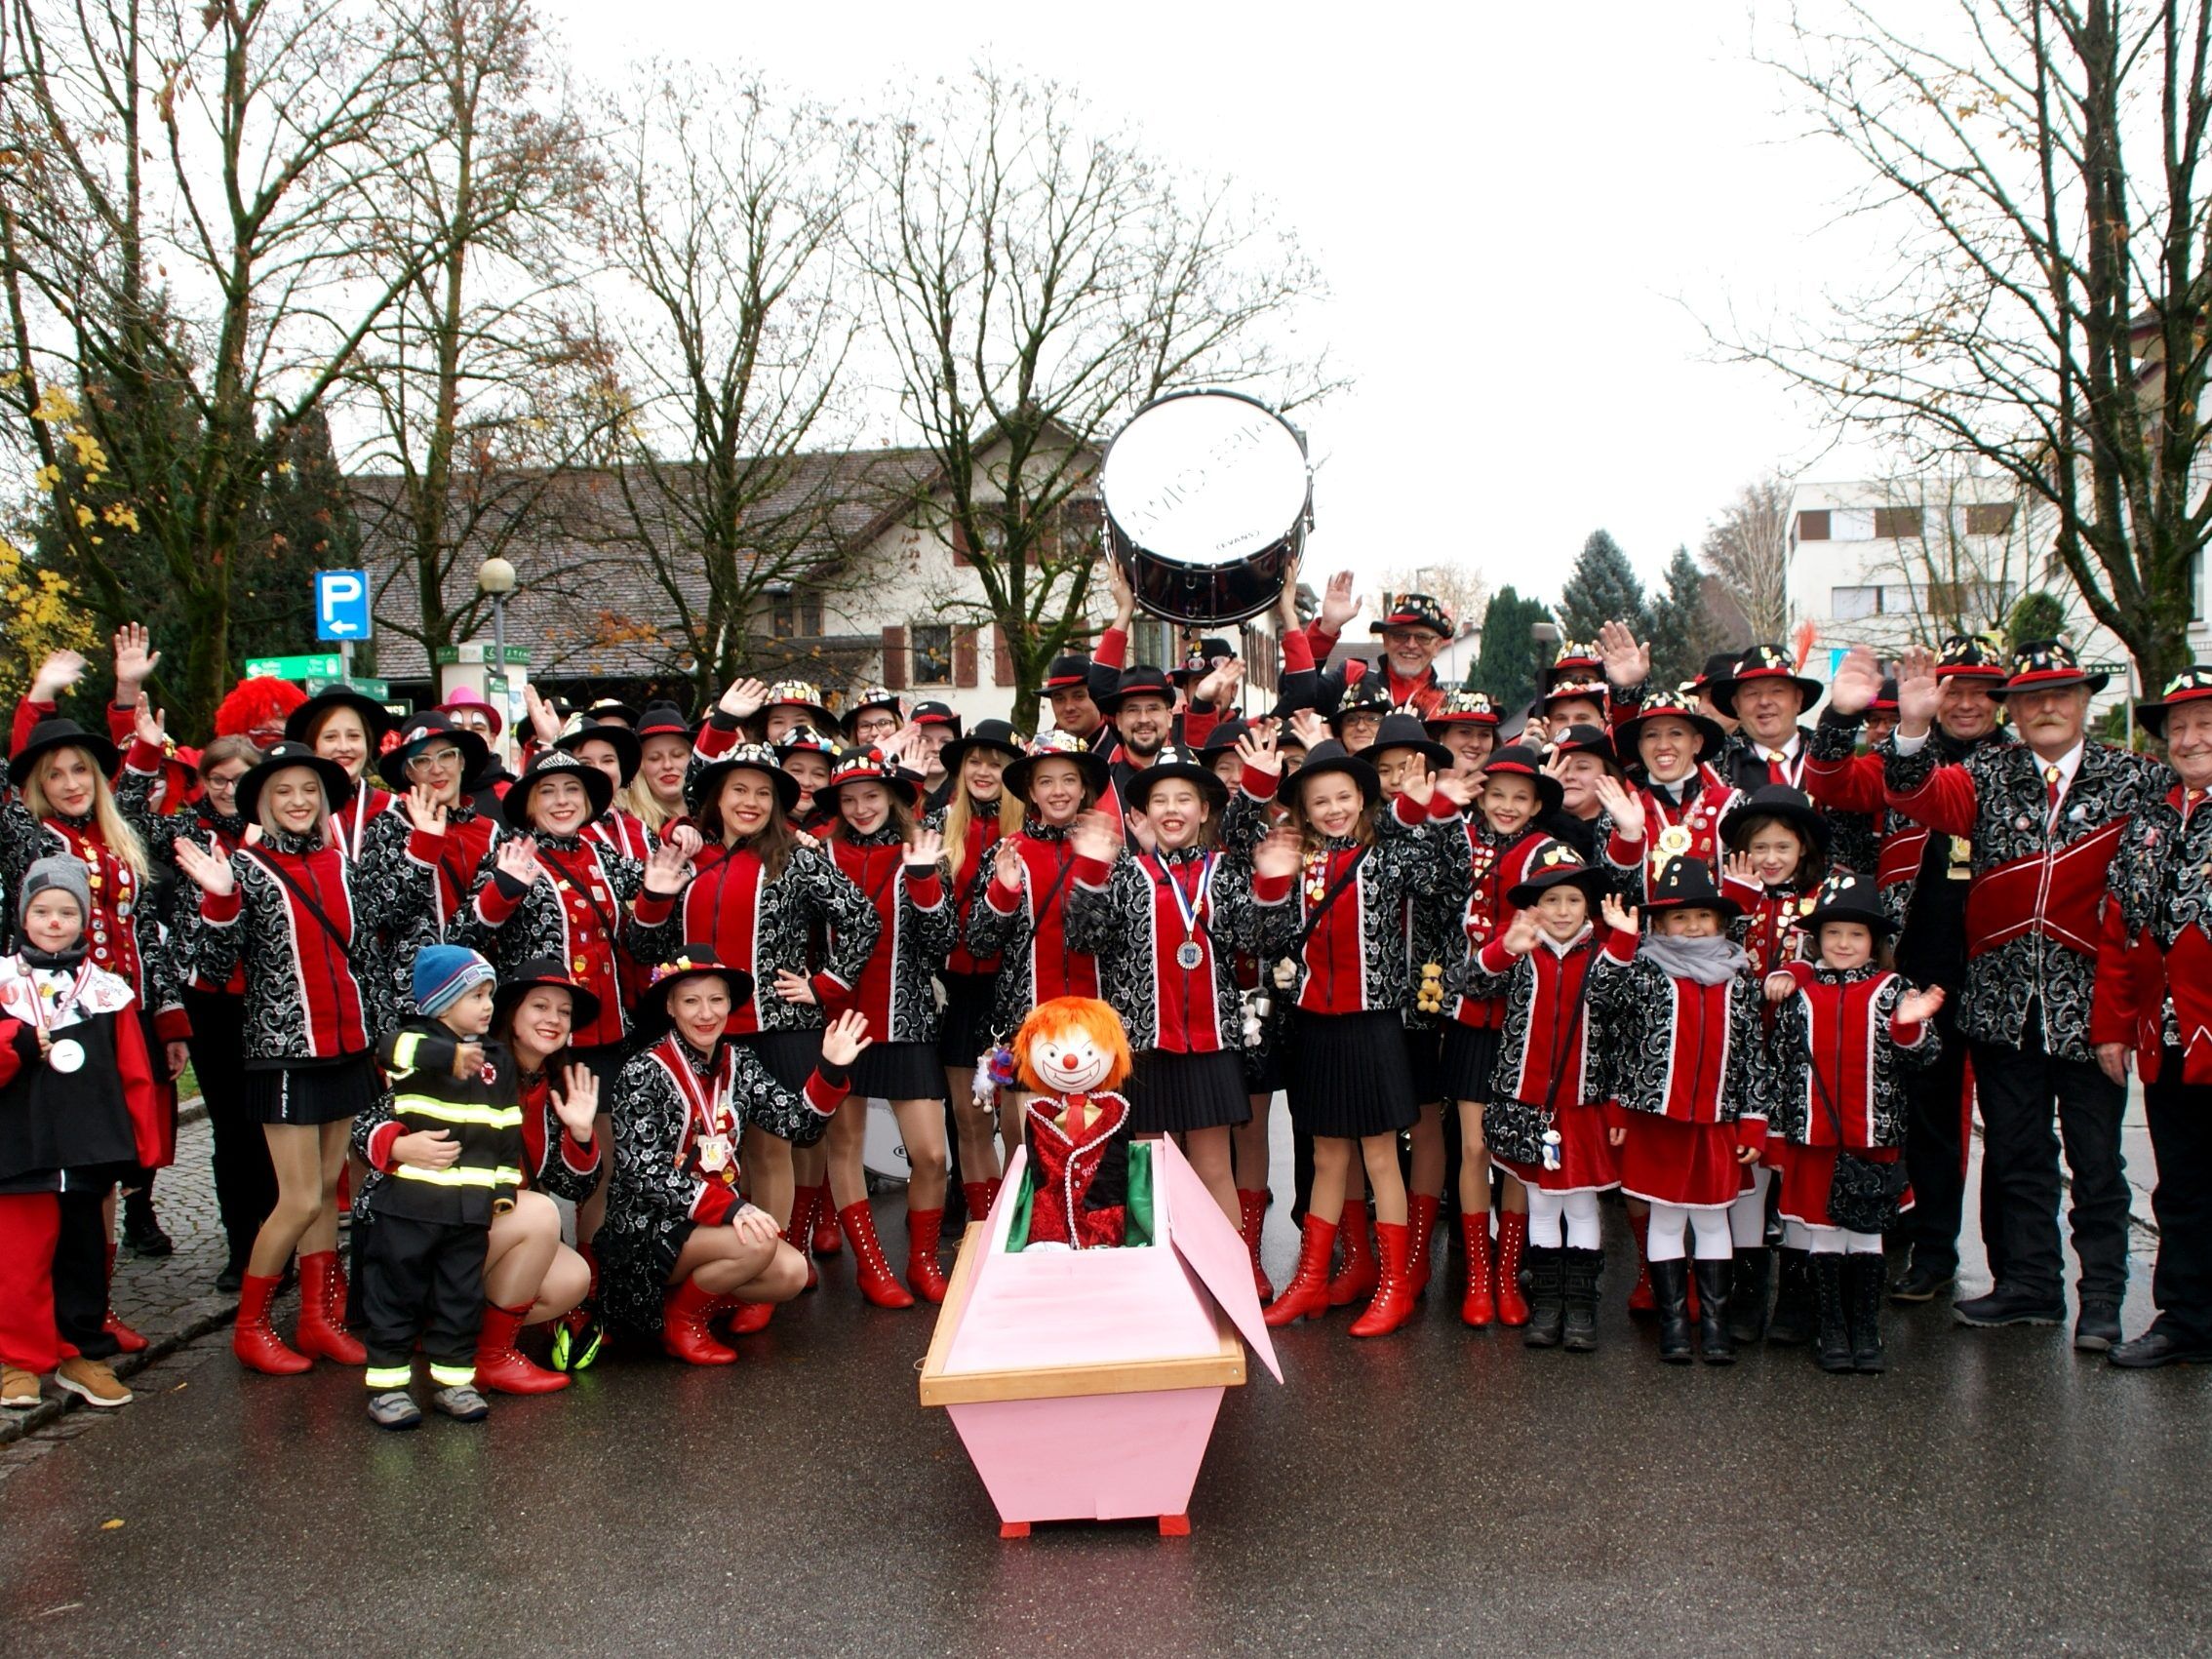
[949,523,970,568]
[882,624,908,690]
[953,627,978,688]
[993,624,1018,687]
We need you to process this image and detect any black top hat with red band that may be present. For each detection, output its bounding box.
[1043,654,1094,692]
[1428,689,1500,730]
[1690,652,1739,692]
[820,746,923,810]
[1613,691,1727,767]
[1709,644,1824,717]
[1642,854,1743,922]
[1996,638,2109,697]
[1368,592,1453,638]
[493,956,605,1035]
[1097,665,1177,715]
[1479,743,1565,812]
[909,700,961,735]
[633,702,695,742]
[1934,634,2008,682]
[2137,664,2212,737]
[1545,723,1620,770]
[1543,639,1604,693]
[1506,837,1610,911]
[1869,679,1901,715]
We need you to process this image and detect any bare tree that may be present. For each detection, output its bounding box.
[1379,562,1489,636]
[1699,475,1794,642]
[592,67,857,708]
[1735,1,2212,692]
[854,66,1338,730]
[0,0,454,731]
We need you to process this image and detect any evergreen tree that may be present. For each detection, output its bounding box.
[1647,544,1716,690]
[1556,528,1651,645]
[2005,589,2070,651]
[238,411,353,664]
[1473,586,1556,714]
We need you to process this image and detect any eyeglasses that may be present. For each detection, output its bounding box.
[205,773,246,793]
[408,747,464,770]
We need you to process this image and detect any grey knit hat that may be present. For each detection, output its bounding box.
[20,855,92,928]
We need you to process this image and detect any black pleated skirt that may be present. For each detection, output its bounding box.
[936,971,1000,1066]
[1441,1024,1504,1104]
[1126,1048,1252,1135]
[848,1040,945,1101]
[1288,1011,1418,1139]
[1403,1022,1445,1104]
[243,1052,381,1126]
[734,1028,823,1094]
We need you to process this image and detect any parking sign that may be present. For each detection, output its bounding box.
[314,570,373,641]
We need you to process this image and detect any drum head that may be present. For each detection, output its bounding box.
[861,1098,912,1183]
[1101,390,1310,571]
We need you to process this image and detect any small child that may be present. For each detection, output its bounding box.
[1590,856,1767,1365]
[1762,874,1943,1374]
[1457,840,1629,1351]
[0,859,165,1411]
[359,945,521,1430]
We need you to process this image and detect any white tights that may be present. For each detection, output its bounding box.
[1782,1219,1883,1254]
[1526,1187,1600,1250]
[1728,1165,1772,1247]
[1646,1201,1732,1262]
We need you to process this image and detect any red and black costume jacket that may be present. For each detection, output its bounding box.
[453,832,673,1049]
[1883,735,2166,1062]
[2092,784,2212,1086]
[1718,725,1879,878]
[0,951,168,1188]
[1600,764,1740,904]
[1762,961,1938,1152]
[1459,923,1639,1105]
[1446,821,1548,1032]
[1065,843,1294,1052]
[165,803,250,997]
[942,810,1006,979]
[329,784,395,861]
[1305,621,1446,719]
[1736,885,1814,981]
[1587,939,1768,1149]
[1400,801,1474,1039]
[824,827,954,1047]
[584,807,655,866]
[968,821,1098,1037]
[1020,1092,1135,1248]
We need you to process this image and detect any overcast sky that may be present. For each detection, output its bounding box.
[539,1,1886,615]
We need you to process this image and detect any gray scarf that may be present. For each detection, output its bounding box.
[1636,933,1749,987]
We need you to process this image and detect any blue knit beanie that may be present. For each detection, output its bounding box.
[415,945,495,1017]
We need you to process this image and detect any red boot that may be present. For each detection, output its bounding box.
[660,1279,738,1364]
[1406,1193,1442,1298]
[907,1208,949,1304]
[1349,1221,1416,1337]
[1493,1209,1530,1327]
[730,1300,772,1335]
[983,1177,1003,1214]
[1459,1211,1496,1327]
[782,1189,820,1291]
[475,1302,570,1394]
[232,1273,311,1375]
[1325,1199,1378,1306]
[811,1187,843,1257]
[962,1180,996,1233]
[1237,1189,1274,1304]
[101,1244,147,1353]
[1629,1209,1656,1315]
[1262,1214,1339,1327]
[296,1250,366,1364]
[839,1202,916,1309]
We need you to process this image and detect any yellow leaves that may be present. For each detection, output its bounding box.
[275,459,294,475]
[66,430,107,471]
[102,502,140,533]
[33,463,60,492]
[73,502,95,529]
[29,383,78,422]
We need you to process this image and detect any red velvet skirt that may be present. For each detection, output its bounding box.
[1616,1114,1741,1209]
[1495,1101,1620,1195]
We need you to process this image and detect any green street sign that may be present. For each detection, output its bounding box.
[245,654,342,680]
[303,676,390,699]
[433,644,530,665]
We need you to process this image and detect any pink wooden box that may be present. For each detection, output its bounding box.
[918,1137,1282,1536]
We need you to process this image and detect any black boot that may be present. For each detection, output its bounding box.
[1560,1248,1602,1353]
[1766,1247,1815,1344]
[1521,1246,1565,1348]
[1650,1258,1693,1363]
[122,1186,174,1258]
[216,1235,250,1295]
[1694,1257,1735,1364]
[1725,1246,1771,1344]
[1847,1254,1887,1372]
[1813,1252,1853,1373]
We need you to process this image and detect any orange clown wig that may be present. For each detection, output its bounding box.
[1012,997,1132,1095]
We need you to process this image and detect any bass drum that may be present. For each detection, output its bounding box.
[1099,388,1312,625]
[861,1098,912,1185]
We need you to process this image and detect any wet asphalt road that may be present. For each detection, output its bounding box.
[2,1127,2207,1658]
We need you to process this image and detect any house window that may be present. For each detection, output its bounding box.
[770,591,795,639]
[1797,510,1831,540]
[911,623,953,685]
[1873,506,1924,539]
[1831,586,1883,620]
[1963,502,2016,536]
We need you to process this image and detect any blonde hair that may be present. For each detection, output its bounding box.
[943,781,1023,854]
[626,774,682,835]
[25,749,150,880]
[253,769,336,849]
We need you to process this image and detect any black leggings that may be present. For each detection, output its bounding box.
[183,989,276,1253]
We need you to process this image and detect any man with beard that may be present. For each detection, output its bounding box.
[1097,666,1177,823]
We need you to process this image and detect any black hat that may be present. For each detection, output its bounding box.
[1869,679,1901,714]
[910,699,961,735]
[1506,838,1610,911]
[1709,644,1824,718]
[1642,854,1743,922]
[1427,689,1500,730]
[633,702,695,742]
[1368,592,1453,638]
[584,698,641,728]
[502,748,615,830]
[1542,639,1604,692]
[1934,634,2008,683]
[635,945,757,1038]
[1097,665,1176,715]
[556,721,642,787]
[1996,638,2109,696]
[492,956,605,1036]
[1367,712,1452,772]
[236,739,357,823]
[1691,652,1739,691]
[1283,738,1380,810]
[1123,745,1229,813]
[1200,718,1250,755]
[2139,664,2212,738]
[1042,654,1094,692]
[691,742,803,816]
[1169,637,1238,685]
[1478,743,1565,812]
[1002,730,1112,801]
[1793,871,1892,936]
[1330,674,1396,736]
[820,746,923,810]
[1544,723,1620,771]
[378,711,491,790]
[761,679,841,732]
[844,686,906,736]
[1614,691,1727,768]
[284,687,396,749]
[1722,784,1832,858]
[771,724,840,762]
[7,718,122,789]
[936,718,1025,779]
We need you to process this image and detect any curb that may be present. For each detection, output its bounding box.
[0,1297,237,1445]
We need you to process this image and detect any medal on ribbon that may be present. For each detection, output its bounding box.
[1163,851,1214,975]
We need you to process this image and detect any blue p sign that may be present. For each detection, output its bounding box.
[315,570,372,641]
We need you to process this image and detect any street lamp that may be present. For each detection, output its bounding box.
[478,555,517,667]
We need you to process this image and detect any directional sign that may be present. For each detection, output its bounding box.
[245,654,342,681]
[314,570,373,642]
[303,676,391,699]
